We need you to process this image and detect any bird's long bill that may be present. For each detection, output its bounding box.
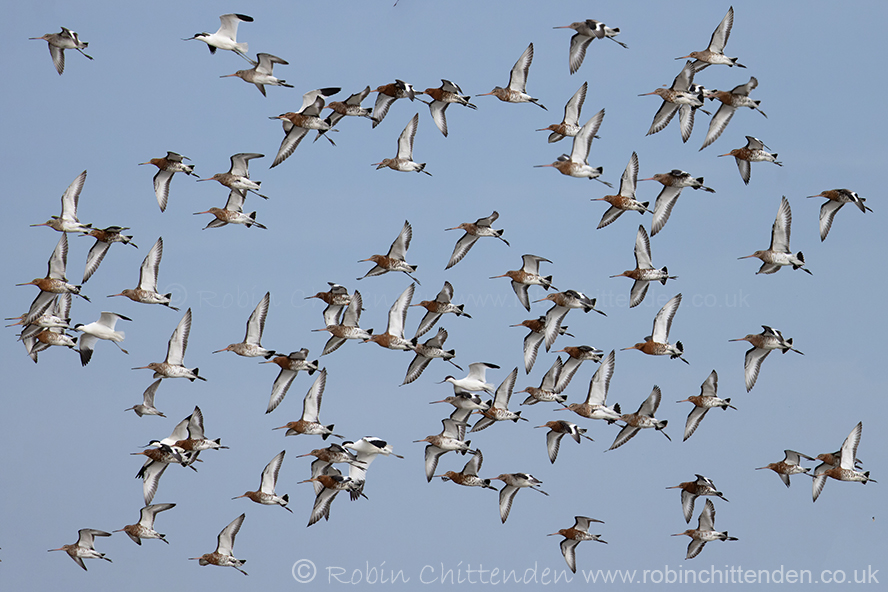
[532,164,556,168]
[29,222,50,227]
[637,91,660,96]
[196,178,213,182]
[47,548,65,552]
[131,365,152,370]
[219,73,238,78]
[193,211,213,216]
[475,91,496,97]
[211,347,229,354]
[637,177,657,182]
[675,55,694,60]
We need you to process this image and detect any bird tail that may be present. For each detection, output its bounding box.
[309,360,319,374]
[660,268,669,285]
[322,425,335,440]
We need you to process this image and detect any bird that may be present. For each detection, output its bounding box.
[321,86,377,140]
[269,87,341,166]
[73,311,131,366]
[81,225,138,283]
[194,189,267,230]
[560,350,621,423]
[610,225,677,308]
[342,436,404,499]
[672,499,738,559]
[372,113,431,175]
[189,514,248,575]
[549,516,607,573]
[415,418,476,482]
[608,386,671,450]
[30,27,92,75]
[370,80,421,128]
[132,308,205,381]
[700,77,766,150]
[640,170,715,236]
[403,327,461,385]
[666,474,729,523]
[490,254,555,312]
[433,449,497,490]
[730,325,803,392]
[300,471,367,526]
[233,450,292,512]
[510,316,573,375]
[477,42,546,109]
[213,293,274,360]
[198,153,267,199]
[719,136,781,185]
[676,6,745,70]
[808,189,872,241]
[537,82,588,143]
[740,196,811,275]
[261,349,320,414]
[552,345,603,393]
[676,370,736,441]
[18,234,88,326]
[124,378,165,417]
[221,52,292,96]
[639,61,709,143]
[184,13,254,63]
[313,291,373,355]
[517,357,566,406]
[364,283,415,351]
[536,420,594,464]
[535,290,606,351]
[441,362,500,394]
[132,444,183,505]
[535,109,609,183]
[115,503,176,545]
[756,450,815,488]
[622,293,687,363]
[812,422,876,502]
[357,220,420,283]
[163,405,227,454]
[47,529,111,571]
[554,18,627,74]
[444,211,508,269]
[410,281,471,338]
[31,170,92,234]
[591,151,652,229]
[493,473,548,523]
[422,79,477,137]
[472,367,527,431]
[273,369,342,439]
[139,152,197,212]
[108,236,179,310]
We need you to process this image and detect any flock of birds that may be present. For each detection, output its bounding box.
[16,5,877,579]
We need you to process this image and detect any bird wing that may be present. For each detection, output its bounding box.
[697,499,716,531]
[818,200,843,241]
[540,357,563,390]
[164,309,192,366]
[685,538,706,560]
[60,170,87,222]
[403,352,432,385]
[522,330,544,374]
[424,445,446,482]
[272,125,310,167]
[678,104,696,143]
[49,43,65,75]
[463,449,483,476]
[386,283,414,338]
[138,237,163,291]
[683,406,709,441]
[568,33,594,75]
[152,169,174,212]
[619,153,639,198]
[629,280,650,309]
[255,52,287,75]
[229,153,262,177]
[428,100,449,136]
[701,102,736,150]
[498,484,519,522]
[735,157,751,185]
[743,346,770,391]
[140,503,175,528]
[708,6,734,53]
[608,424,639,450]
[142,379,162,408]
[83,239,110,283]
[47,234,69,280]
[543,305,570,350]
[508,43,534,93]
[142,462,168,506]
[493,367,518,408]
[639,385,662,416]
[446,233,479,269]
[560,538,580,573]
[569,109,605,164]
[700,370,718,397]
[222,189,246,212]
[260,450,285,494]
[388,220,413,259]
[371,93,397,127]
[216,513,245,555]
[597,205,625,229]
[585,350,615,405]
[651,293,681,343]
[563,82,587,125]
[545,430,565,463]
[770,196,792,252]
[646,101,679,136]
[396,113,419,160]
[301,369,327,422]
[840,422,863,470]
[244,292,270,345]
[634,224,653,269]
[78,333,98,366]
[341,290,363,326]
[521,254,550,275]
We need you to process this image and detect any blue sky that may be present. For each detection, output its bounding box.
[2,0,885,589]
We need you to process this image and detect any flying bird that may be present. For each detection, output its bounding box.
[554,18,627,74]
[372,113,431,175]
[30,27,92,75]
[184,13,254,63]
[189,514,248,575]
[738,196,811,275]
[221,52,293,96]
[139,152,197,212]
[477,43,546,109]
[549,516,607,573]
[676,6,745,70]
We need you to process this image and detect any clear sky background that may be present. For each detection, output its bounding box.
[2,0,886,589]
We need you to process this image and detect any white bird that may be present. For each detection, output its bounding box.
[184,13,254,63]
[132,308,205,381]
[213,292,275,358]
[441,362,500,393]
[74,312,131,366]
[48,529,111,571]
[124,378,165,417]
[343,436,404,499]
[189,514,248,575]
